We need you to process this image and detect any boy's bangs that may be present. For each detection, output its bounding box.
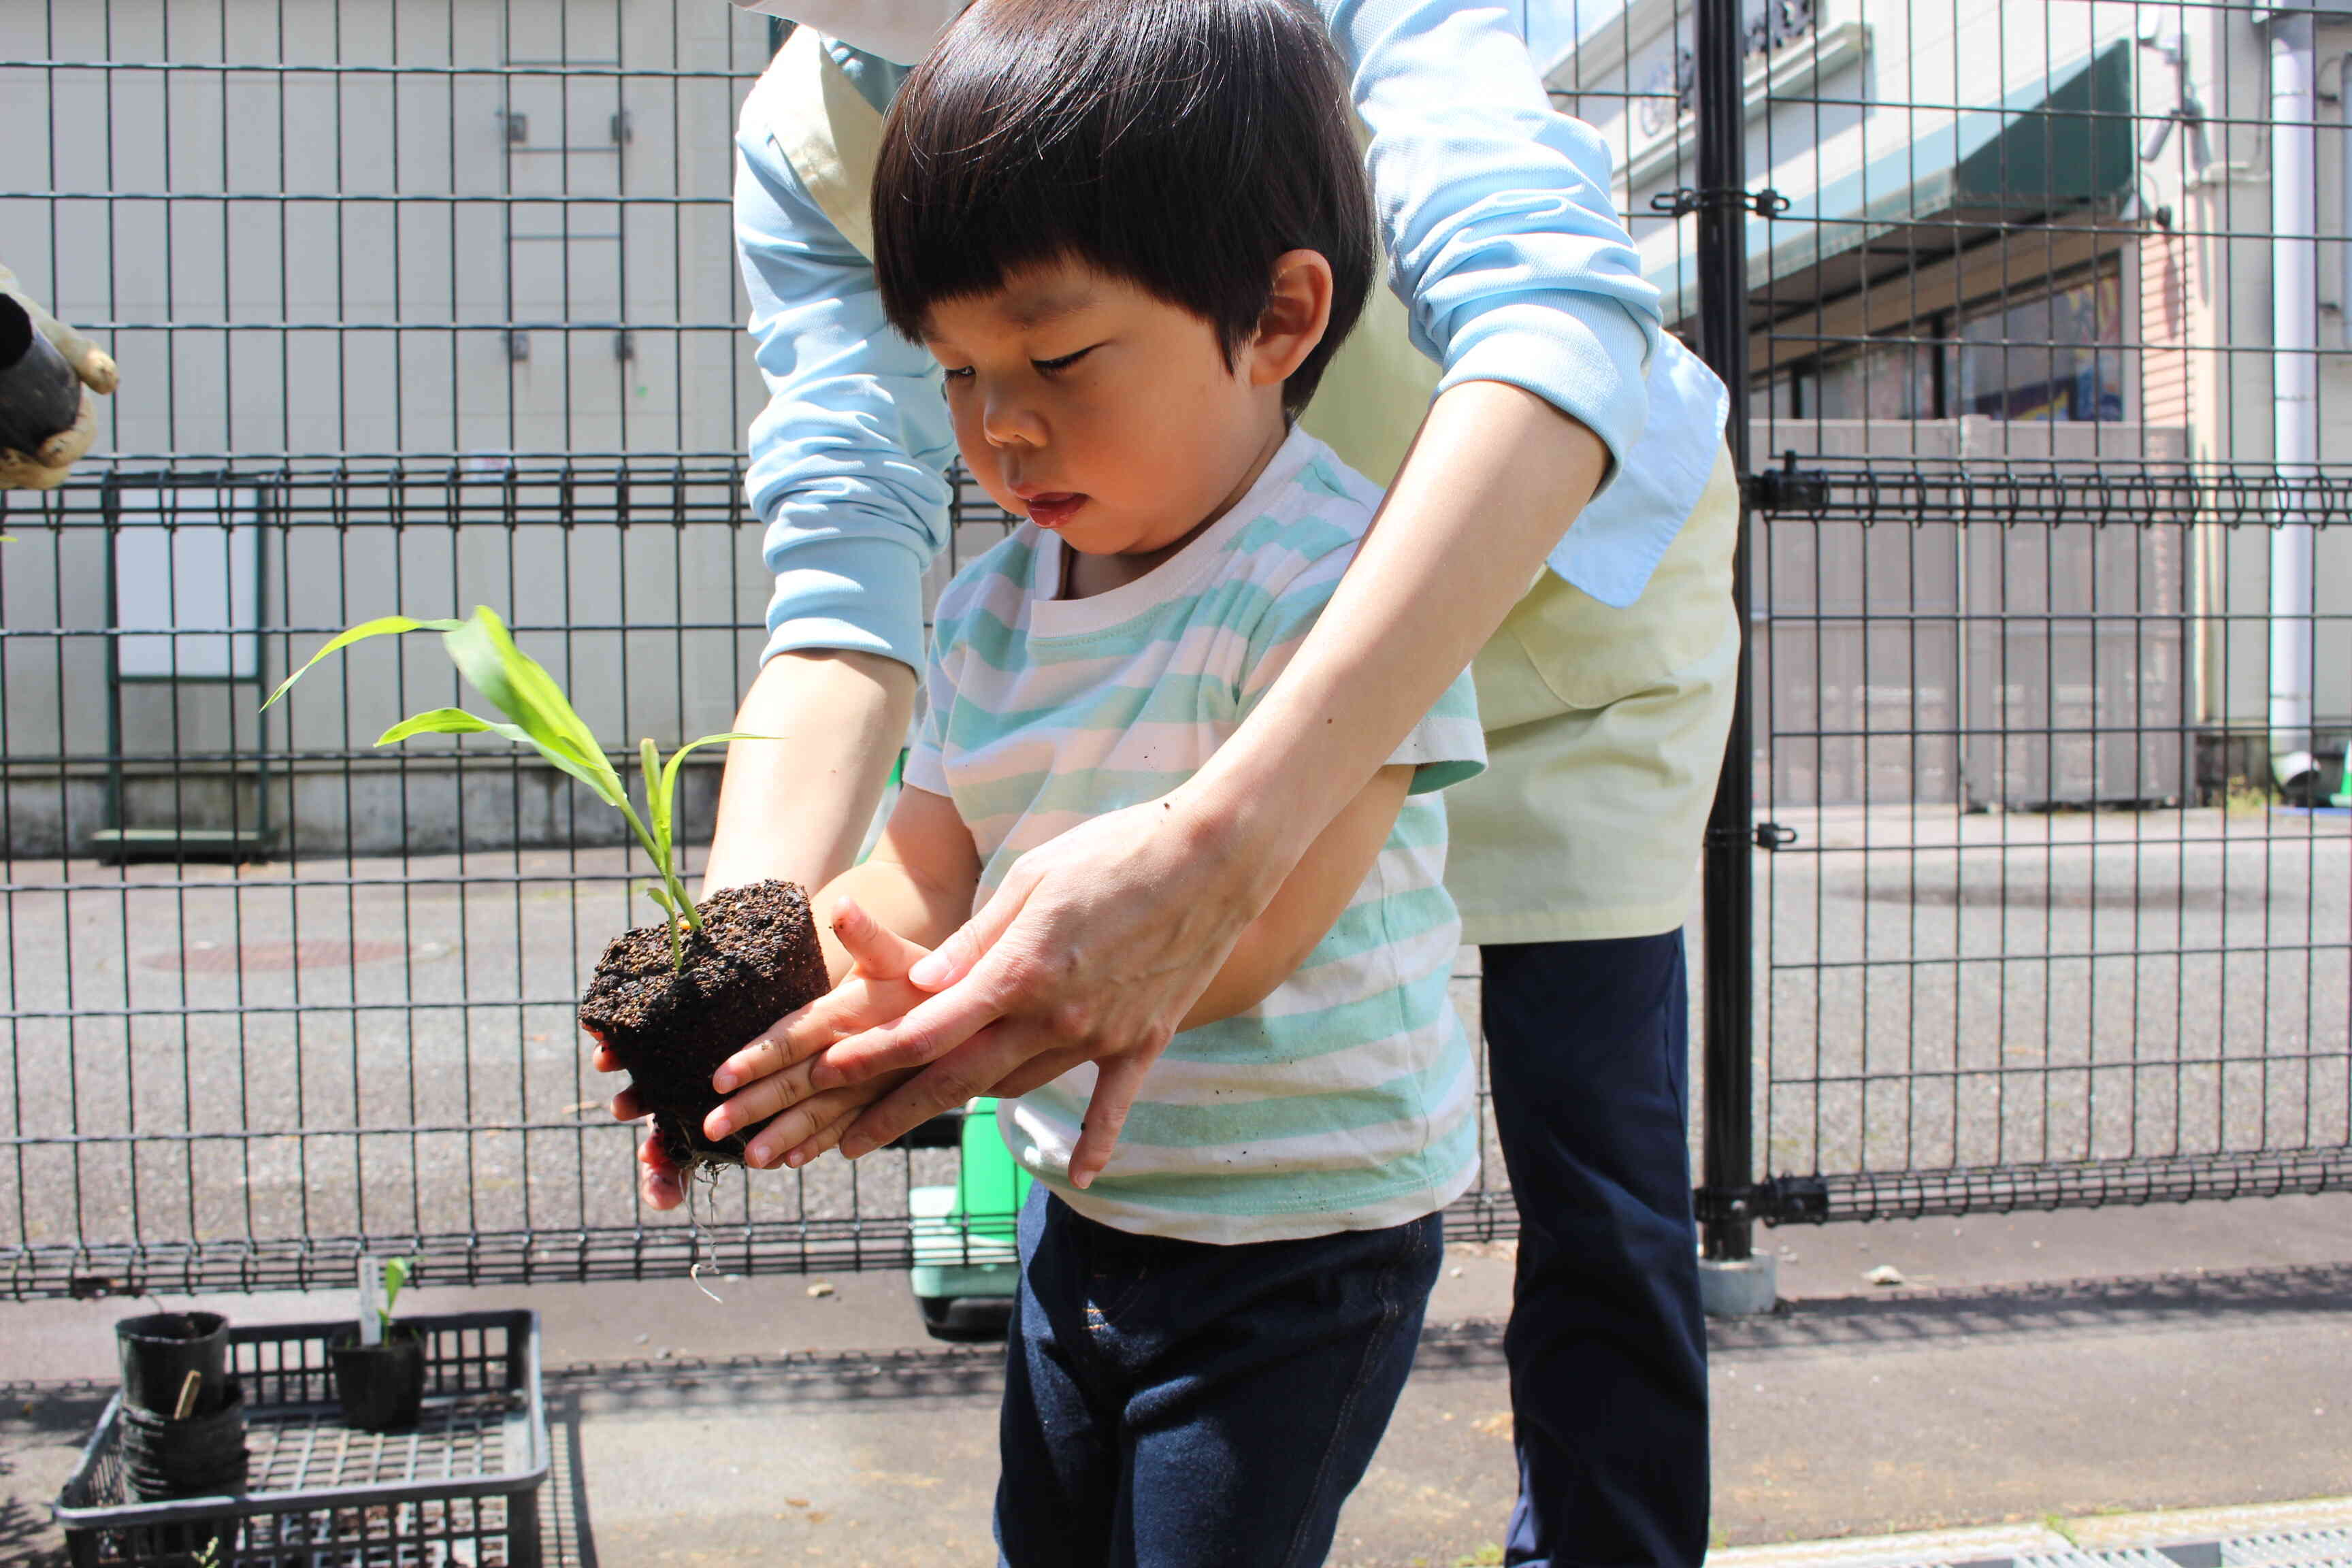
[871,0,1373,410]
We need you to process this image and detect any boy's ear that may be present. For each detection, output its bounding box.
[1245,250,1335,389]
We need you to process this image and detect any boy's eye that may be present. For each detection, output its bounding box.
[941,365,975,382]
[1032,346,1094,376]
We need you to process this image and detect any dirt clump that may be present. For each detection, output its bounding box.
[578,880,828,1167]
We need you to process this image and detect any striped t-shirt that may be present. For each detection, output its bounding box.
[904,428,1486,1243]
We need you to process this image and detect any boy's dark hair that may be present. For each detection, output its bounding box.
[872,0,1374,414]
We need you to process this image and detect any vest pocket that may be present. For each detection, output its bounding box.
[1473,448,1740,724]
[1475,565,1733,723]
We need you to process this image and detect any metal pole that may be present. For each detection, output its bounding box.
[1695,0,1757,1263]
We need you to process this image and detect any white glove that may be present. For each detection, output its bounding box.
[1,261,119,491]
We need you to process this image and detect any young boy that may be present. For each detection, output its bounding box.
[714,1,1484,1558]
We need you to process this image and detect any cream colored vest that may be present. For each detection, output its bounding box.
[757,31,1740,941]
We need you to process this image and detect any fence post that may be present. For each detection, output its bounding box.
[1692,0,1763,1287]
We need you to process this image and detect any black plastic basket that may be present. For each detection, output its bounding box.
[55,1309,547,1568]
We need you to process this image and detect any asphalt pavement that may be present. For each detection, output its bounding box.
[2,801,2346,1561]
[4,803,2344,1287]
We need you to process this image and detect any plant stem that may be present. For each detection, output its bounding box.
[618,800,702,949]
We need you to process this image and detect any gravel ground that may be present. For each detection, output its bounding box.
[1,802,2342,1281]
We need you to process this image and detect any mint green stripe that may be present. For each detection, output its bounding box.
[951,577,1309,672]
[1410,758,1482,795]
[1232,508,1355,559]
[1167,964,1459,1066]
[1119,1046,1469,1149]
[1065,1106,1479,1217]
[934,670,1239,747]
[1297,883,1460,968]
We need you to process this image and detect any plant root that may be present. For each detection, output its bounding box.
[681,1158,730,1303]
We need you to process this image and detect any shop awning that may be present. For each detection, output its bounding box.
[1649,40,2136,329]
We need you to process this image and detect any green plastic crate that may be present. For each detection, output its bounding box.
[909,1098,1032,1339]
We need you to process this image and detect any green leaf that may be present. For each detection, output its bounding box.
[641,738,670,870]
[376,707,532,747]
[655,732,771,862]
[261,614,466,711]
[440,607,629,810]
[381,1256,412,1321]
[373,706,620,799]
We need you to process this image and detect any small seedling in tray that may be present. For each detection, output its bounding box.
[329,1254,423,1431]
[265,606,830,1173]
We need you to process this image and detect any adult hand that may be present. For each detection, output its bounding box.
[811,785,1280,1189]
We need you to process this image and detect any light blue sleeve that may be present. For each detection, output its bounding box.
[1318,0,1729,608]
[736,68,958,670]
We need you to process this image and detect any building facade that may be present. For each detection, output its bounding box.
[1548,0,2351,808]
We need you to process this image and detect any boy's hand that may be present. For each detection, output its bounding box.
[700,898,932,1169]
[586,1032,693,1211]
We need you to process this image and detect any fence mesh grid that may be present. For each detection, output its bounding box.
[3,0,2347,1298]
[1722,0,2351,1218]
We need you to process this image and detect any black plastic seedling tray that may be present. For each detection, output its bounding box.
[56,1309,546,1568]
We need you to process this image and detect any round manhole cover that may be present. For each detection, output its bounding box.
[141,940,425,973]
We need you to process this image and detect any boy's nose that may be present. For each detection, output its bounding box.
[979,392,1046,449]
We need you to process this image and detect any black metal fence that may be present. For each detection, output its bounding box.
[2,0,2347,1300]
[1639,0,2352,1243]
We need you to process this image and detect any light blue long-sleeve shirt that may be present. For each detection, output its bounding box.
[739,1,1731,670]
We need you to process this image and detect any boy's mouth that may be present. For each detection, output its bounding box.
[1020,491,1088,529]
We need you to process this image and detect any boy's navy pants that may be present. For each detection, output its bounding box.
[1484,931,1710,1568]
[994,1188,1442,1568]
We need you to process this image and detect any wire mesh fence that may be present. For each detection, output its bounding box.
[0,453,1511,1297]
[1633,0,2348,1222]
[1746,455,2349,1220]
[3,0,2347,1298]
[0,1,1522,1296]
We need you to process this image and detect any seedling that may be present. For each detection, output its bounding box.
[263,606,765,970]
[357,1254,413,1345]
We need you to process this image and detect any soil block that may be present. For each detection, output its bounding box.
[577,880,829,1167]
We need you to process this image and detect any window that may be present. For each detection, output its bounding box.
[1759,264,2129,425]
[110,487,263,680]
[1953,271,2127,423]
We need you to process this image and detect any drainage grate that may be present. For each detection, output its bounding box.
[2220,1533,2352,1567]
[1712,1508,2352,1568]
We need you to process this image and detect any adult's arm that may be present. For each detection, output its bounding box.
[698,647,913,898]
[708,56,966,890]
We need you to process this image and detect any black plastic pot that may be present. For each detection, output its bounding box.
[0,292,84,459]
[329,1326,426,1432]
[116,1312,231,1420]
[119,1377,249,1501]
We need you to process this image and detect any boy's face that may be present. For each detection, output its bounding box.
[921,257,1290,561]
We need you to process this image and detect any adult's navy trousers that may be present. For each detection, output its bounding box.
[1484,932,1710,1568]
